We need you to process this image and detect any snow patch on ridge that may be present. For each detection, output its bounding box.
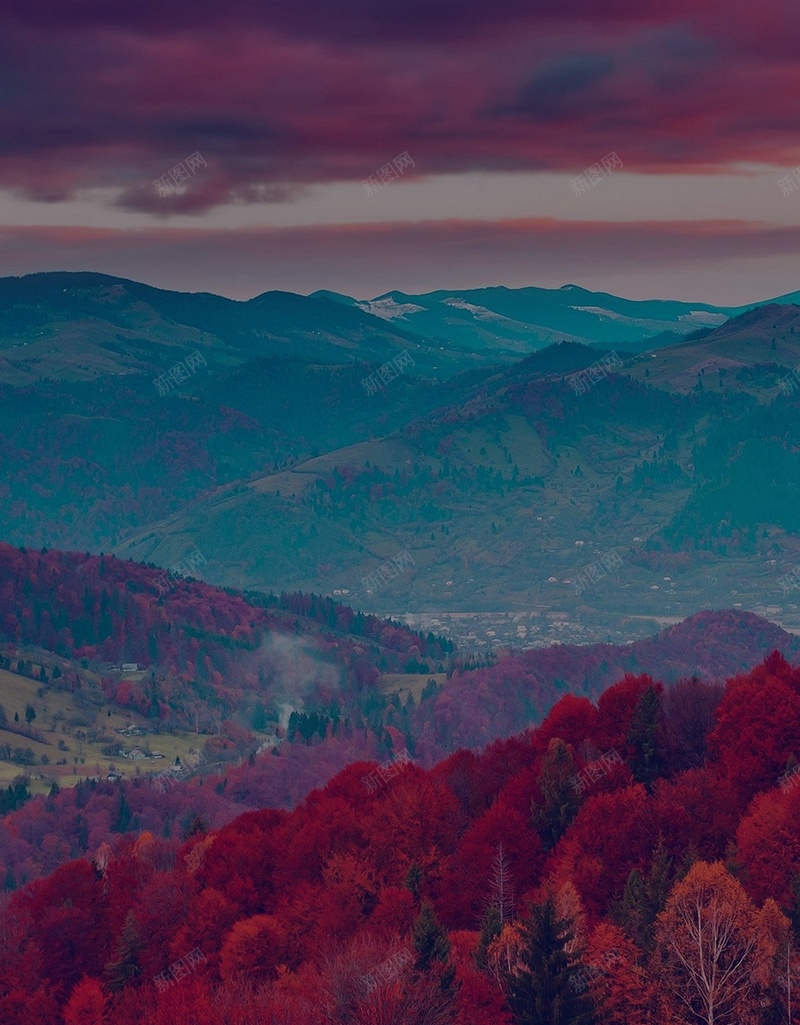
[678,310,729,327]
[571,305,642,322]
[440,297,513,323]
[356,297,426,320]
[571,305,728,333]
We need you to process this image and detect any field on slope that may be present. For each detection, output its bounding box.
[0,663,218,792]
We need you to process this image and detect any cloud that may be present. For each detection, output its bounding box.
[1,3,800,212]
[0,0,686,44]
[2,218,800,304]
[507,55,617,120]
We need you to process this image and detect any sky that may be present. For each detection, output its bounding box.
[2,0,800,303]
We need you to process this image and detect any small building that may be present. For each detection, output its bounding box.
[121,663,139,672]
[116,724,147,737]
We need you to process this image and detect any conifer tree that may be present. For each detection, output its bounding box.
[476,903,503,970]
[405,861,422,902]
[645,835,673,946]
[413,902,451,973]
[627,686,663,790]
[104,911,143,991]
[505,893,595,1025]
[413,901,456,994]
[613,868,648,950]
[532,738,581,851]
[613,835,673,952]
[111,791,131,833]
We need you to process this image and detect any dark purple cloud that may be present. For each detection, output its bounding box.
[504,55,618,121]
[0,0,701,43]
[1,1,800,212]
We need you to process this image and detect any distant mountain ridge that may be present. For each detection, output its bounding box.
[2,274,800,631]
[106,297,800,619]
[0,270,476,385]
[313,282,800,357]
[312,282,739,355]
[625,302,800,394]
[3,271,798,387]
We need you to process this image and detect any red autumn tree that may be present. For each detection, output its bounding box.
[63,977,108,1025]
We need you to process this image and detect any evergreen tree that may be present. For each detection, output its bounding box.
[412,901,456,994]
[413,901,451,975]
[475,902,502,970]
[627,686,663,790]
[76,813,89,850]
[251,699,267,731]
[612,868,648,950]
[612,835,673,952]
[405,861,422,902]
[646,836,673,940]
[105,910,143,991]
[506,893,595,1025]
[112,791,131,833]
[532,738,581,851]
[183,813,207,838]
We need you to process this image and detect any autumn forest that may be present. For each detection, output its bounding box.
[3,583,800,1024]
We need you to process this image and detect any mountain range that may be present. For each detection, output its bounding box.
[314,282,800,355]
[5,271,800,385]
[1,271,800,639]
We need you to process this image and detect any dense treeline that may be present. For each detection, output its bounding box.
[1,543,796,896]
[4,651,800,1023]
[0,544,450,725]
[0,731,388,891]
[1,602,789,890]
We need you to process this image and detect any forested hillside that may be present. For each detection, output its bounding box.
[0,543,451,723]
[3,276,800,628]
[3,651,800,1023]
[2,545,796,894]
[109,306,800,622]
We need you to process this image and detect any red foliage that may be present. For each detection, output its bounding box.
[595,673,661,751]
[0,649,799,1023]
[709,652,800,799]
[63,977,108,1025]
